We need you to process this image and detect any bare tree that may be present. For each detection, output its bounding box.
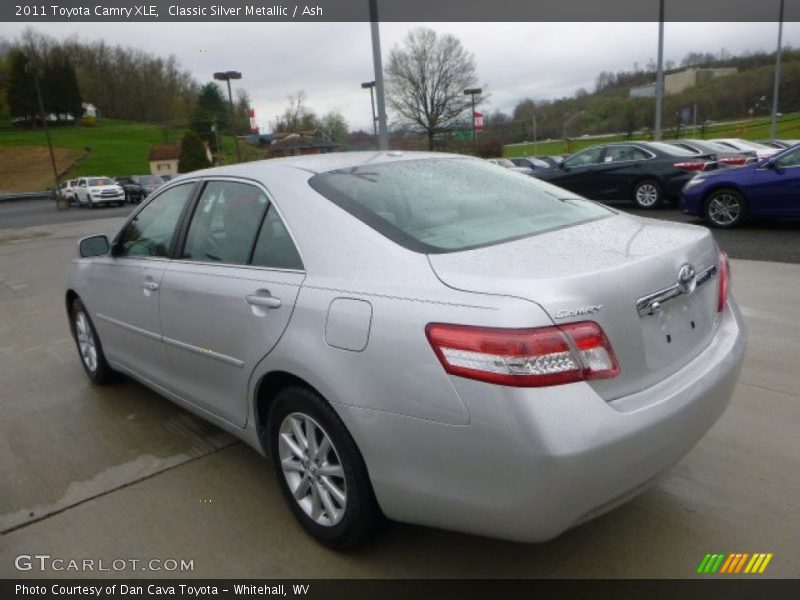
[386,28,484,150]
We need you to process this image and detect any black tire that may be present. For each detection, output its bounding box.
[88,198,95,209]
[633,179,663,209]
[704,188,747,228]
[69,298,118,384]
[268,386,381,550]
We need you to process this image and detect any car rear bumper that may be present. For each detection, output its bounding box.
[336,297,746,542]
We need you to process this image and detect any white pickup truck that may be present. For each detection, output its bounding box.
[74,177,126,208]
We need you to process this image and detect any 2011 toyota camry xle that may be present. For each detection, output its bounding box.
[66,152,746,549]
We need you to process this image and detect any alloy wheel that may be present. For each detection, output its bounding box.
[707,194,742,226]
[278,412,347,527]
[635,183,659,207]
[75,311,98,373]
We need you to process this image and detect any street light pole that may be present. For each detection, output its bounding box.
[770,0,785,139]
[369,0,389,150]
[361,81,378,147]
[463,88,482,150]
[532,114,538,154]
[213,70,243,163]
[654,0,665,141]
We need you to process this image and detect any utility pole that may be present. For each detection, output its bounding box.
[770,0,785,139]
[27,60,59,195]
[654,0,665,141]
[532,114,538,154]
[369,0,389,150]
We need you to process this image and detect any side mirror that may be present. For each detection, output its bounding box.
[78,235,110,258]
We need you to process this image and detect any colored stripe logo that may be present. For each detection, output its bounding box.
[697,553,773,574]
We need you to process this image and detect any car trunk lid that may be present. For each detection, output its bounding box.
[427,213,721,400]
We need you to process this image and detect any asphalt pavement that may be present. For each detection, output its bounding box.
[0,216,798,578]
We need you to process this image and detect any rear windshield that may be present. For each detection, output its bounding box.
[309,157,612,253]
[648,142,696,156]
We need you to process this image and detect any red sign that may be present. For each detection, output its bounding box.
[248,108,258,134]
[473,111,484,131]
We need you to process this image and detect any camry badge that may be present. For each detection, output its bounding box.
[555,305,603,319]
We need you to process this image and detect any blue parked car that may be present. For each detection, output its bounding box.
[681,143,800,228]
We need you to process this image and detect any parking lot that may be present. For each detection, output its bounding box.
[1,208,799,578]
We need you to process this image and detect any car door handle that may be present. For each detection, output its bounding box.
[141,281,159,291]
[246,292,281,309]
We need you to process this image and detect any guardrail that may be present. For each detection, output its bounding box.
[0,191,54,203]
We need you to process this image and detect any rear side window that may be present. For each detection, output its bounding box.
[251,206,303,270]
[182,181,268,265]
[309,157,611,254]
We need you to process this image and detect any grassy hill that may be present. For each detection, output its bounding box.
[503,114,800,158]
[0,119,258,192]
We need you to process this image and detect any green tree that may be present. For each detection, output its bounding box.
[320,110,348,143]
[178,131,211,173]
[6,49,37,122]
[43,48,82,121]
[190,82,228,151]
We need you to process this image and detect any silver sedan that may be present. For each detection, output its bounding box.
[66,152,746,548]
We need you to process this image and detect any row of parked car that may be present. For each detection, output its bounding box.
[58,174,171,208]
[492,137,799,228]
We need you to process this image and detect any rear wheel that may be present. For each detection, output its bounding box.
[268,386,381,550]
[704,189,747,228]
[70,299,117,384]
[633,179,663,209]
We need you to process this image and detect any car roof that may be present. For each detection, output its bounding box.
[173,151,472,183]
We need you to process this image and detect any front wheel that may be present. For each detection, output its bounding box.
[268,386,381,550]
[704,189,747,228]
[70,299,118,384]
[633,179,663,209]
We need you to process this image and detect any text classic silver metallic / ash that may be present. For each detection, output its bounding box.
[66,152,746,549]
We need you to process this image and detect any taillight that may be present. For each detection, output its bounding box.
[717,251,729,313]
[425,321,619,388]
[719,156,748,166]
[673,161,709,171]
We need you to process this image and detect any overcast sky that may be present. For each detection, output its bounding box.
[4,21,799,131]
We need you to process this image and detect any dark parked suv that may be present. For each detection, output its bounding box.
[533,142,711,208]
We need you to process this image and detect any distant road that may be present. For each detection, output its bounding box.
[0,198,134,231]
[1,197,798,264]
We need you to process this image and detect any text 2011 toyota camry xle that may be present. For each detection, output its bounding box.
[66,152,746,548]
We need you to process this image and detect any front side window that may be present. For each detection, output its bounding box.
[117,183,194,257]
[181,181,268,265]
[309,157,611,253]
[564,147,604,167]
[775,147,800,168]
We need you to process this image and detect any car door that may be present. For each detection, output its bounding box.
[76,178,88,204]
[601,145,652,198]
[555,146,606,197]
[750,146,800,216]
[86,182,197,385]
[158,179,305,427]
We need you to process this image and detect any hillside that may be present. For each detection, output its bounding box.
[0,119,258,192]
[504,112,800,157]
